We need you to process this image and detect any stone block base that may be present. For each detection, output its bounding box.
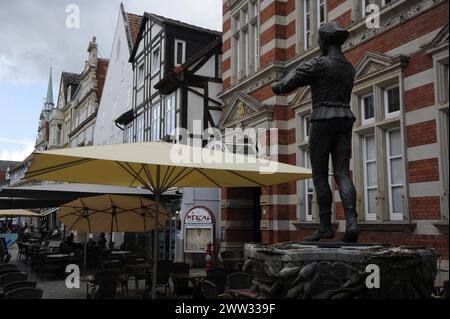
[243,242,437,299]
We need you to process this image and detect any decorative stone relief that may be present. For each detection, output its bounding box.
[243,242,438,299]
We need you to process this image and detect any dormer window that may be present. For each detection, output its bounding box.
[175,39,186,66]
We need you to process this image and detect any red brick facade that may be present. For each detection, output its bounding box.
[220,0,449,257]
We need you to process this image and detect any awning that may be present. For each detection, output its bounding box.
[0,209,41,218]
[0,183,180,210]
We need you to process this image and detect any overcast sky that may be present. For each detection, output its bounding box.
[0,0,222,161]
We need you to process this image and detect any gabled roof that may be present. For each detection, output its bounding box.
[126,13,143,48]
[61,72,81,86]
[0,161,21,172]
[146,13,221,36]
[96,58,110,101]
[57,71,80,107]
[120,3,143,53]
[130,12,221,62]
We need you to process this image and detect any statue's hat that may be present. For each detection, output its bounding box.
[318,21,350,46]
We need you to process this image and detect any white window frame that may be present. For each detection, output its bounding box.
[361,0,370,18]
[384,84,400,118]
[317,0,326,28]
[244,29,250,76]
[303,0,311,51]
[303,115,310,142]
[232,1,259,82]
[363,134,377,221]
[137,62,145,89]
[151,103,161,141]
[165,93,176,136]
[361,93,375,125]
[126,124,134,143]
[304,150,314,221]
[174,39,186,66]
[386,128,404,221]
[136,114,145,143]
[234,34,241,80]
[151,46,161,75]
[253,19,259,71]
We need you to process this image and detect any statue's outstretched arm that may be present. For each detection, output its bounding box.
[272,57,321,95]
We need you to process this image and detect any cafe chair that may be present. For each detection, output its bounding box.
[0,268,20,278]
[0,264,18,272]
[202,280,217,299]
[37,255,60,278]
[90,270,120,299]
[3,253,12,264]
[0,272,28,287]
[226,272,252,289]
[3,281,37,293]
[6,287,43,299]
[206,268,227,294]
[16,242,26,261]
[172,262,193,298]
[146,260,173,296]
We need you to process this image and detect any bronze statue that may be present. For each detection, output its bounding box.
[272,21,359,242]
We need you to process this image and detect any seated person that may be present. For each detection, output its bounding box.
[65,233,75,247]
[97,233,107,249]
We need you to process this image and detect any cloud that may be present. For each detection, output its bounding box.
[0,0,222,86]
[0,138,35,161]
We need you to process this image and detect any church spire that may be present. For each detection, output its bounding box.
[44,66,54,110]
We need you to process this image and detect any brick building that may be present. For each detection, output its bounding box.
[218,0,449,259]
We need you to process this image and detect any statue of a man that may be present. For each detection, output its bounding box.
[272,21,359,242]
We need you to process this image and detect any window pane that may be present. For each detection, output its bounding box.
[389,129,402,156]
[367,189,377,215]
[392,186,403,214]
[366,162,377,187]
[390,158,404,185]
[365,135,376,160]
[443,63,449,102]
[363,95,374,120]
[307,193,313,216]
[176,42,184,65]
[387,86,400,113]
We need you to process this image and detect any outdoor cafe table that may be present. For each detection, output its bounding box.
[111,250,132,256]
[173,268,207,296]
[46,253,72,259]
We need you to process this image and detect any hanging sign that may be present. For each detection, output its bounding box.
[184,206,214,224]
[184,206,215,253]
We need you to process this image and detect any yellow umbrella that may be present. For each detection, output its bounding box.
[58,194,168,233]
[25,141,312,298]
[0,210,41,218]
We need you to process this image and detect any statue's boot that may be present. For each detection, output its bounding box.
[341,207,359,243]
[304,212,335,242]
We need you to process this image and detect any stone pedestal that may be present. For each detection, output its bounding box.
[243,242,438,299]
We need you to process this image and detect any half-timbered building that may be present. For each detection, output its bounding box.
[115,13,223,263]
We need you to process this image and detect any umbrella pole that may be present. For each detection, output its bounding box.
[151,166,161,299]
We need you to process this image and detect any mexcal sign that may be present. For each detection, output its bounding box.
[185,206,214,224]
